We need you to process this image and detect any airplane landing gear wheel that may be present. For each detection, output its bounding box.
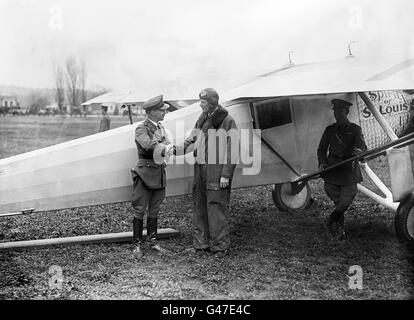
[395,191,414,243]
[272,183,312,211]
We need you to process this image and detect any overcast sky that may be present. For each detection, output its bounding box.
[1,0,413,91]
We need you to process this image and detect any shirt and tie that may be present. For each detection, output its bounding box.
[147,118,160,128]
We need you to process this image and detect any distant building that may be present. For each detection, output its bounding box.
[0,95,19,108]
[0,96,22,114]
[86,103,126,115]
[119,103,145,117]
[45,103,60,113]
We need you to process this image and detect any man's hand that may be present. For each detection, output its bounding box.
[166,144,175,156]
[220,177,230,189]
[318,163,327,172]
[165,144,176,156]
[352,147,364,156]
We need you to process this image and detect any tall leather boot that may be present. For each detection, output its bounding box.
[147,216,157,244]
[147,217,169,254]
[336,211,346,240]
[132,217,144,259]
[327,210,339,227]
[327,210,340,235]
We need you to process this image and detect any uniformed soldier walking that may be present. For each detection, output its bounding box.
[99,105,111,132]
[177,88,238,257]
[131,95,173,258]
[317,98,367,240]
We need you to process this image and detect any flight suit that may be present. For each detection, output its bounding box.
[317,120,367,226]
[179,104,238,252]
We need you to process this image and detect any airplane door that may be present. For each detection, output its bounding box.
[251,97,300,174]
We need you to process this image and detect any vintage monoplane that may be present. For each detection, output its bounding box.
[1,51,414,249]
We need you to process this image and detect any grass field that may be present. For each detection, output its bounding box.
[0,115,135,159]
[0,115,413,300]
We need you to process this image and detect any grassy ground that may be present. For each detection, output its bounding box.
[0,114,135,159]
[0,115,413,300]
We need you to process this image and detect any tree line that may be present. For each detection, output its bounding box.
[53,54,108,114]
[0,55,110,115]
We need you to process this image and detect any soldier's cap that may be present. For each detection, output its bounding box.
[142,95,170,111]
[101,104,108,110]
[199,88,219,105]
[331,98,353,110]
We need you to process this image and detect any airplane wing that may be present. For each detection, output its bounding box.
[82,84,198,106]
[81,89,136,106]
[221,52,414,101]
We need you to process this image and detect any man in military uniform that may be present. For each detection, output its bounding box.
[317,98,368,240]
[99,105,111,132]
[177,88,238,257]
[131,95,173,258]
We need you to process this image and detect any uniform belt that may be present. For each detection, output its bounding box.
[330,154,345,160]
[138,154,154,160]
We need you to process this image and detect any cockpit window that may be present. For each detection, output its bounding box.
[253,98,292,130]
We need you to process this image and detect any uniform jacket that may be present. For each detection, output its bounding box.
[99,115,111,132]
[317,120,367,186]
[132,118,170,189]
[178,105,238,190]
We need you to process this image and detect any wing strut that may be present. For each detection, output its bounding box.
[358,92,398,141]
[0,208,35,218]
[290,132,414,195]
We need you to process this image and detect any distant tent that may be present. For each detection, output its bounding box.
[82,84,199,116]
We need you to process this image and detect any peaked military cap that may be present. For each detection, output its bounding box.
[142,95,170,111]
[199,88,219,105]
[331,98,353,110]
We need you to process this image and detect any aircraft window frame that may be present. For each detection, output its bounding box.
[251,97,294,130]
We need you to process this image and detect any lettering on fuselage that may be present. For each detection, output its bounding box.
[358,90,413,149]
[360,91,410,119]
